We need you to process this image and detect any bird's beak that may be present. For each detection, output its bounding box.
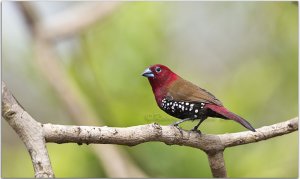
[142,68,154,78]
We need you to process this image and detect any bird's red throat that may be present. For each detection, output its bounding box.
[148,73,178,103]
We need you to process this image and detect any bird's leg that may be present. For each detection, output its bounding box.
[170,118,192,127]
[191,118,205,134]
[170,118,191,134]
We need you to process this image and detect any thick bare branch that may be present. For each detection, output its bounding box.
[2,82,54,178]
[43,118,298,151]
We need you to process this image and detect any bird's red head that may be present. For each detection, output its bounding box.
[142,64,178,96]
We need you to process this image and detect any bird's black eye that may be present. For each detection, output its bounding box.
[155,67,161,73]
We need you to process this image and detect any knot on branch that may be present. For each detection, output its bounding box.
[150,123,163,137]
[2,104,17,120]
[287,119,298,131]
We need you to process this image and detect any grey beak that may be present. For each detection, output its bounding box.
[142,68,154,78]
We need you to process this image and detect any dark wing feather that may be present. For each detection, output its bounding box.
[167,77,223,106]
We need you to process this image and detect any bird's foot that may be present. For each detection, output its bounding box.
[190,127,202,135]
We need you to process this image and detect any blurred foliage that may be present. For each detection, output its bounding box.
[47,144,105,177]
[69,2,168,128]
[2,2,298,178]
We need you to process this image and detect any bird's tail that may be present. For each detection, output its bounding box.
[206,104,256,132]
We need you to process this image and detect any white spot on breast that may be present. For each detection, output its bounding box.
[195,109,198,113]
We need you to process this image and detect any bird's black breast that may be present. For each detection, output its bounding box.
[159,98,208,120]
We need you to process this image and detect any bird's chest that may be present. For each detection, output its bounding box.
[159,97,207,120]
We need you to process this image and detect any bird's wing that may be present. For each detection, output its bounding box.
[167,78,223,106]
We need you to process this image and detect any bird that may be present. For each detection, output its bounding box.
[142,64,256,132]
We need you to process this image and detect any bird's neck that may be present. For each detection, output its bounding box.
[148,74,178,102]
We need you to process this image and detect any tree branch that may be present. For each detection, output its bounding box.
[2,82,54,178]
[42,118,297,178]
[43,118,298,151]
[207,151,226,178]
[220,118,298,148]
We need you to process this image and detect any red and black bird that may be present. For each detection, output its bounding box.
[142,64,256,132]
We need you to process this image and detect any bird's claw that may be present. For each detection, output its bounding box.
[190,128,202,135]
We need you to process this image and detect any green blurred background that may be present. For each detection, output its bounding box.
[2,1,298,178]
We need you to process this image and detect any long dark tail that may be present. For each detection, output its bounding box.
[206,104,256,132]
